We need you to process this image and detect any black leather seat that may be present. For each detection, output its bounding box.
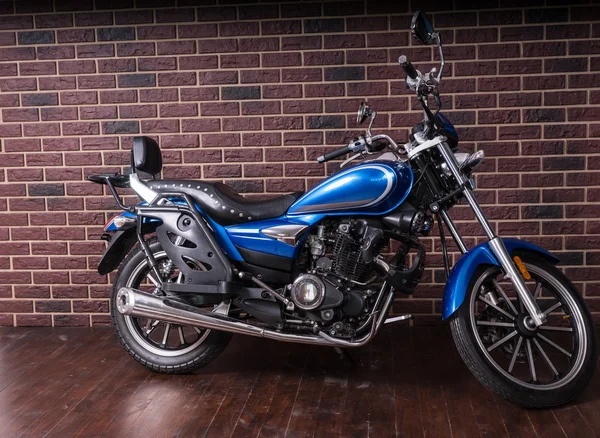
[148,180,303,226]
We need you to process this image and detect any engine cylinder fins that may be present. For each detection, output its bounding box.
[332,230,380,284]
[290,274,326,310]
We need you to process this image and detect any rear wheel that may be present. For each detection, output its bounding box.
[450,252,596,408]
[111,238,231,374]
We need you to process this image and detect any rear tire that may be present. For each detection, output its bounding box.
[111,238,232,374]
[450,252,596,408]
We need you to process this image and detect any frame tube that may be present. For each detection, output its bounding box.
[440,210,468,254]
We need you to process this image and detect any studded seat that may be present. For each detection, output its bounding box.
[147,180,303,226]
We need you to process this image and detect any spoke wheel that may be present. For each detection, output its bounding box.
[111,237,232,374]
[450,251,596,408]
[470,263,585,390]
[124,250,211,357]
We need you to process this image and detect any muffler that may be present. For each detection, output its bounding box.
[116,287,381,347]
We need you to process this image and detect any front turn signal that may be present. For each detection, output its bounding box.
[513,255,531,281]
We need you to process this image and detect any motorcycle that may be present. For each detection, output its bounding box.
[89,11,596,408]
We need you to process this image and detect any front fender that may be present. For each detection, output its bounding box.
[441,238,560,320]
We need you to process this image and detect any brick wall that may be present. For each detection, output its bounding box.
[0,0,598,327]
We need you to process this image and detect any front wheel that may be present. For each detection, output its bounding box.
[450,252,597,408]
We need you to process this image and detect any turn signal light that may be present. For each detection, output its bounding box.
[513,255,531,281]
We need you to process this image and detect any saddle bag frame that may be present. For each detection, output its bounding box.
[89,136,237,297]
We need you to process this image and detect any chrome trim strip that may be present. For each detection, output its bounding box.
[293,198,375,213]
[261,224,308,245]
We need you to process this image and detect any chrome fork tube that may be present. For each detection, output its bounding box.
[436,142,545,327]
[488,237,545,326]
[461,189,496,240]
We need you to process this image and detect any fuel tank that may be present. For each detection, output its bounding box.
[287,160,413,216]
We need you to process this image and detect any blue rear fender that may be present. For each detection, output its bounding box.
[441,238,560,320]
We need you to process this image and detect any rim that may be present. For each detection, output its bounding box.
[123,250,211,357]
[469,262,587,391]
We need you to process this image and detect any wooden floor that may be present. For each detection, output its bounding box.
[0,327,599,438]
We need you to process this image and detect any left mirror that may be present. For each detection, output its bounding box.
[356,102,372,124]
[411,11,435,45]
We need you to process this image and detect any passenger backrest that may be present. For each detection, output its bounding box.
[131,136,162,177]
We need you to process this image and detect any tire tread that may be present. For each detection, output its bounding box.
[449,253,597,408]
[110,238,231,375]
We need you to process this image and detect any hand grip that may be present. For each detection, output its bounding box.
[399,55,418,80]
[317,145,353,163]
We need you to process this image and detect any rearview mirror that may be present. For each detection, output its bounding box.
[411,11,435,45]
[356,102,372,125]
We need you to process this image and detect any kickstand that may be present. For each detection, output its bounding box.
[334,347,356,365]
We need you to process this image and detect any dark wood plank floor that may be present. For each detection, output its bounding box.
[0,326,598,438]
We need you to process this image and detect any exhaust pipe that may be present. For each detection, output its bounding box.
[116,287,383,347]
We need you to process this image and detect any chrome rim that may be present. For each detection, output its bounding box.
[124,251,211,357]
[469,263,587,391]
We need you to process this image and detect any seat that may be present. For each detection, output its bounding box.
[147,180,303,226]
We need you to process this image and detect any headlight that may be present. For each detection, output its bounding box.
[440,150,485,177]
[440,152,470,177]
[459,150,485,174]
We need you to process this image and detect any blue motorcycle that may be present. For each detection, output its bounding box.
[90,12,595,408]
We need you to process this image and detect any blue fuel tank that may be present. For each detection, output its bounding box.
[287,160,414,216]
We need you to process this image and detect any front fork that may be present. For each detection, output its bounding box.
[436,141,546,328]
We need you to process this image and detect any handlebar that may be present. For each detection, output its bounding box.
[398,55,418,80]
[317,137,367,163]
[317,135,404,164]
[317,53,442,165]
[317,145,354,163]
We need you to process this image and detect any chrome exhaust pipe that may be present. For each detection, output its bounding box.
[116,287,387,347]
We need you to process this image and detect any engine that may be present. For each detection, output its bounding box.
[282,219,389,338]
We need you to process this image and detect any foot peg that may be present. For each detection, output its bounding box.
[384,314,412,325]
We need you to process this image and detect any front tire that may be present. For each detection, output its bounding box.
[450,252,596,408]
[111,238,232,374]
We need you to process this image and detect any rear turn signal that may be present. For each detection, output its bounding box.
[103,214,137,231]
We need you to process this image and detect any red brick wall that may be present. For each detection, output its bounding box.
[0,0,599,327]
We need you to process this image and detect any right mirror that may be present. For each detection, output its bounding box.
[356,101,372,125]
[411,11,435,45]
